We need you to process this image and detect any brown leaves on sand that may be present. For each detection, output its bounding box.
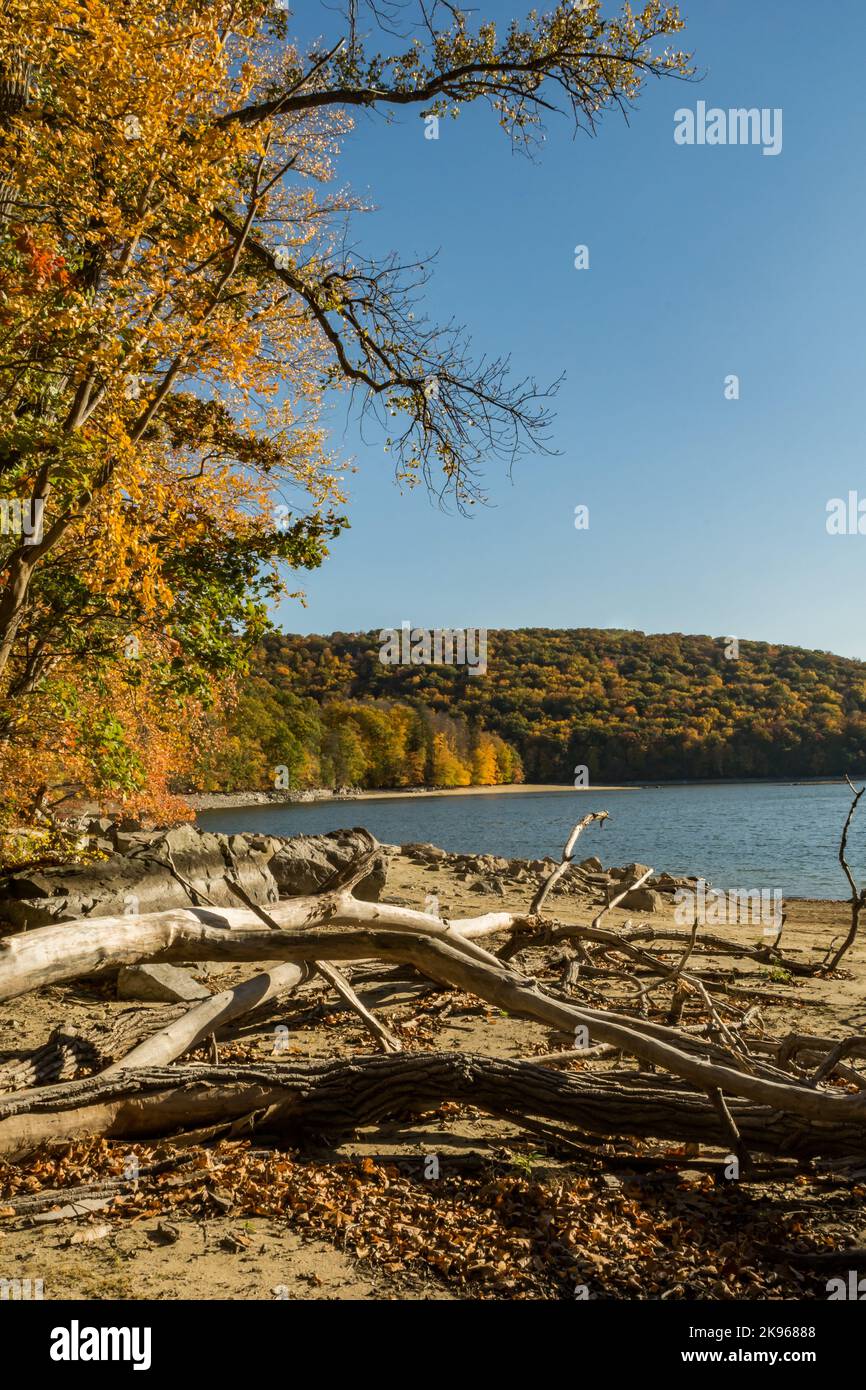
[0,1137,826,1300]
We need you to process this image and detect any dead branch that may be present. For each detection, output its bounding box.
[825,775,866,972]
[2,913,864,1136]
[530,812,609,915]
[3,813,865,1177]
[101,962,309,1076]
[225,876,401,1053]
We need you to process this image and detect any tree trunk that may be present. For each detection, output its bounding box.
[0,1054,861,1163]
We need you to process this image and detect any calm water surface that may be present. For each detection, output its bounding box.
[196,781,866,899]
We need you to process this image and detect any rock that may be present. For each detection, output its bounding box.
[152,1221,181,1245]
[578,856,604,872]
[611,862,652,883]
[619,888,664,913]
[82,816,114,837]
[4,871,56,899]
[113,831,159,854]
[468,879,489,893]
[220,1233,251,1253]
[650,873,695,893]
[401,842,446,862]
[33,1198,110,1224]
[0,825,385,928]
[268,828,386,901]
[117,964,211,1003]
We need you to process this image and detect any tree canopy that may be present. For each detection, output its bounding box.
[0,1,690,823]
[232,628,866,786]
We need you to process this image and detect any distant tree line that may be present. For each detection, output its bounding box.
[197,628,866,789]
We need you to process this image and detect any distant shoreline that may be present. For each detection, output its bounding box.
[188,782,613,810]
[187,776,854,812]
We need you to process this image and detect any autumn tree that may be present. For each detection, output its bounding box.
[0,0,690,821]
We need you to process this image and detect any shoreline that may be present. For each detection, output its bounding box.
[187,782,633,810]
[187,775,854,813]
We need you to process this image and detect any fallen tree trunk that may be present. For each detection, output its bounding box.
[3,915,865,1131]
[2,817,864,1179]
[0,897,517,1001]
[0,1053,861,1163]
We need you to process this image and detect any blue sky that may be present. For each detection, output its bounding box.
[276,0,866,660]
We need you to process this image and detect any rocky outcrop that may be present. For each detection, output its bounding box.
[399,841,696,908]
[186,787,364,810]
[267,828,386,899]
[0,825,387,931]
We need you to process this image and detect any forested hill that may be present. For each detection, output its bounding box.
[252,628,866,782]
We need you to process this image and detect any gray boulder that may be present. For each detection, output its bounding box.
[609,862,652,882]
[401,842,447,862]
[268,828,386,901]
[0,825,385,929]
[650,872,696,894]
[619,887,664,913]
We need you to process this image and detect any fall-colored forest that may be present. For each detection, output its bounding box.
[201,628,866,789]
[197,676,523,792]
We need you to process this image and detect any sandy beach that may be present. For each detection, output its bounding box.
[186,782,639,810]
[2,846,860,1300]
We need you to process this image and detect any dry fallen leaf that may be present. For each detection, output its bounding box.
[68,1223,111,1245]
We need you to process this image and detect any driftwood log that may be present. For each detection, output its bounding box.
[1,822,865,1166]
[1,1054,863,1164]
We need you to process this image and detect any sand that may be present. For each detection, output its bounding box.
[1,853,863,1300]
[186,782,638,810]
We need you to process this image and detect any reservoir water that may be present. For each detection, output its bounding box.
[196,780,866,899]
